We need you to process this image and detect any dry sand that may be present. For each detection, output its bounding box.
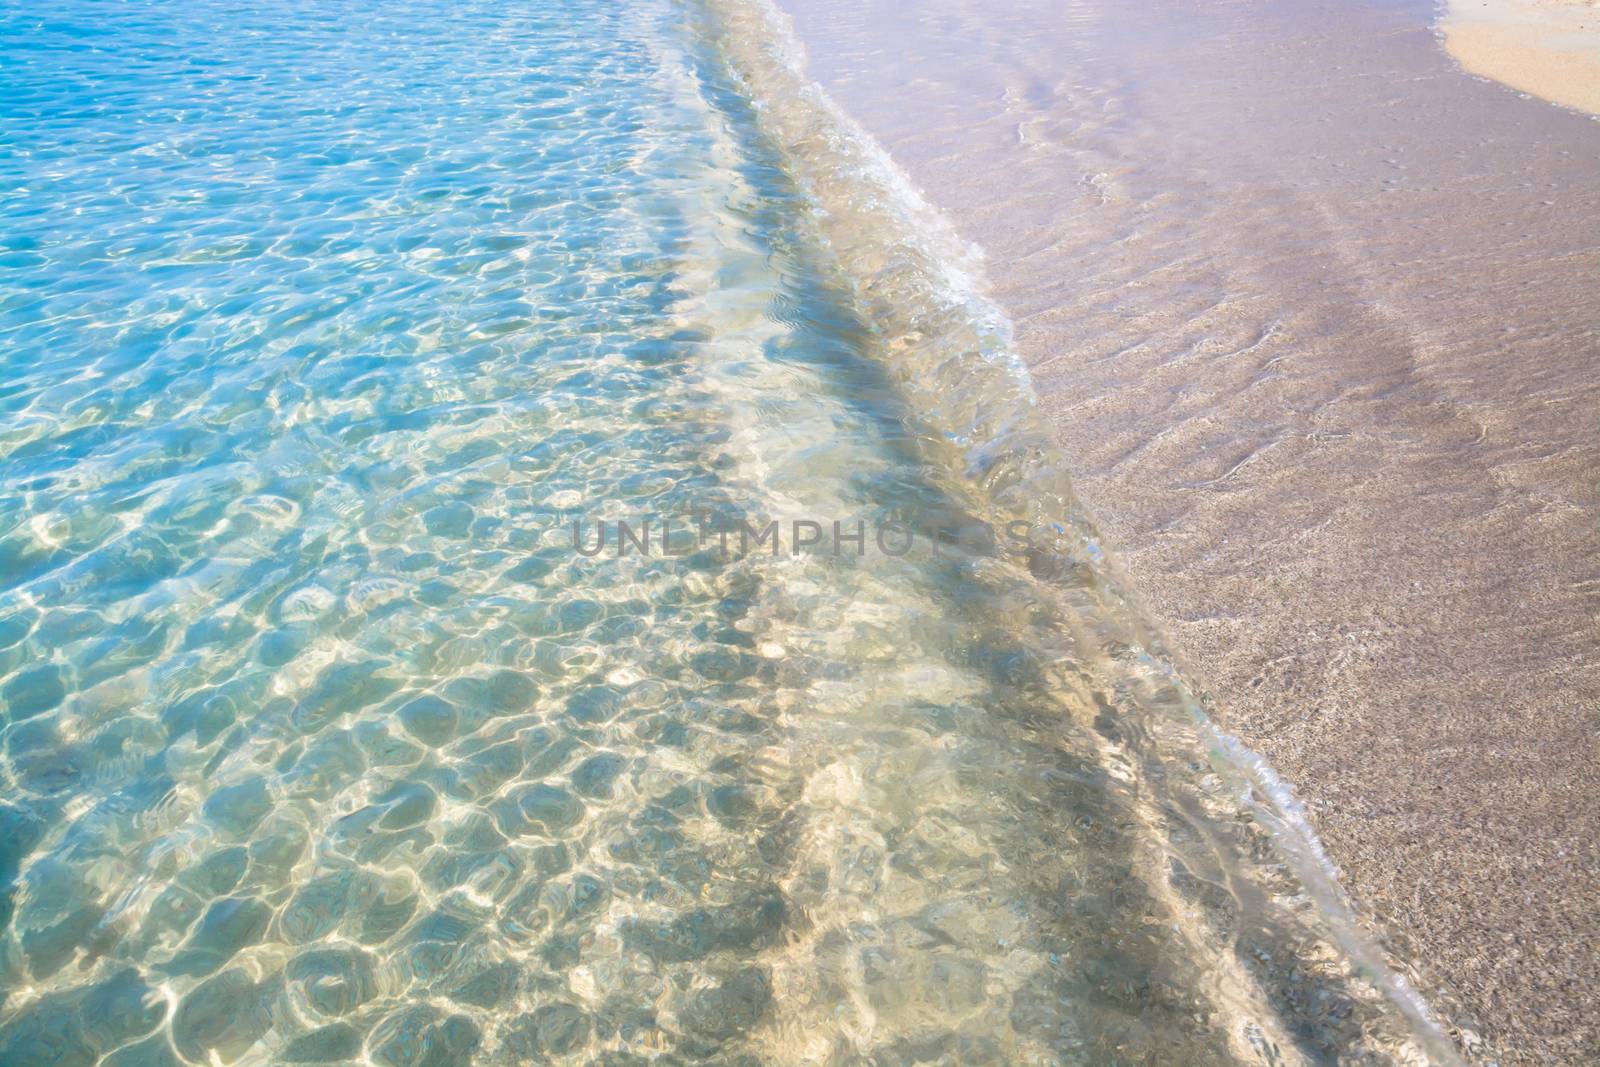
[774,0,1600,1060]
[1444,0,1600,114]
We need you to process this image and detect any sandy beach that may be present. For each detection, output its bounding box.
[6,0,1511,1062]
[1,0,1594,1063]
[1444,0,1600,114]
[773,0,1600,1060]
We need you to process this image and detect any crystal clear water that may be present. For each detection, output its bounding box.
[0,1,1452,1064]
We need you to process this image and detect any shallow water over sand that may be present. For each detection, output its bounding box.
[772,0,1600,1060]
[0,0,1460,1064]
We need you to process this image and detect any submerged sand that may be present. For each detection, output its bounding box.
[774,0,1600,1061]
[1444,0,1600,115]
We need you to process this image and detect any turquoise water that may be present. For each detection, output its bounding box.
[0,1,1448,1064]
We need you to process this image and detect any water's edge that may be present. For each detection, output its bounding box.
[1436,0,1600,117]
[691,0,1467,1059]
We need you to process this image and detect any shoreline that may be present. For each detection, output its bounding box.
[6,0,1594,1062]
[1443,0,1600,115]
[699,0,1469,1056]
[771,0,1600,1060]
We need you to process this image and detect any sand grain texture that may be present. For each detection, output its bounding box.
[1444,0,1600,115]
[774,0,1600,1060]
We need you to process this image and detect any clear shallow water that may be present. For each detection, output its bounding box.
[0,1,1450,1065]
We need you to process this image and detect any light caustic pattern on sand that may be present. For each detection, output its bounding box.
[0,1,1443,1064]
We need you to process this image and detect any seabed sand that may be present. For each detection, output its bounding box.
[770,0,1600,1061]
[1444,0,1600,114]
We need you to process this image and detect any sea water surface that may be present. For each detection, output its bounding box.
[1,1,1452,1064]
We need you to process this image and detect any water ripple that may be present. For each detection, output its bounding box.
[0,0,1450,1064]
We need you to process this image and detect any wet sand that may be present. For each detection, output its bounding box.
[1444,0,1600,115]
[773,0,1600,1061]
